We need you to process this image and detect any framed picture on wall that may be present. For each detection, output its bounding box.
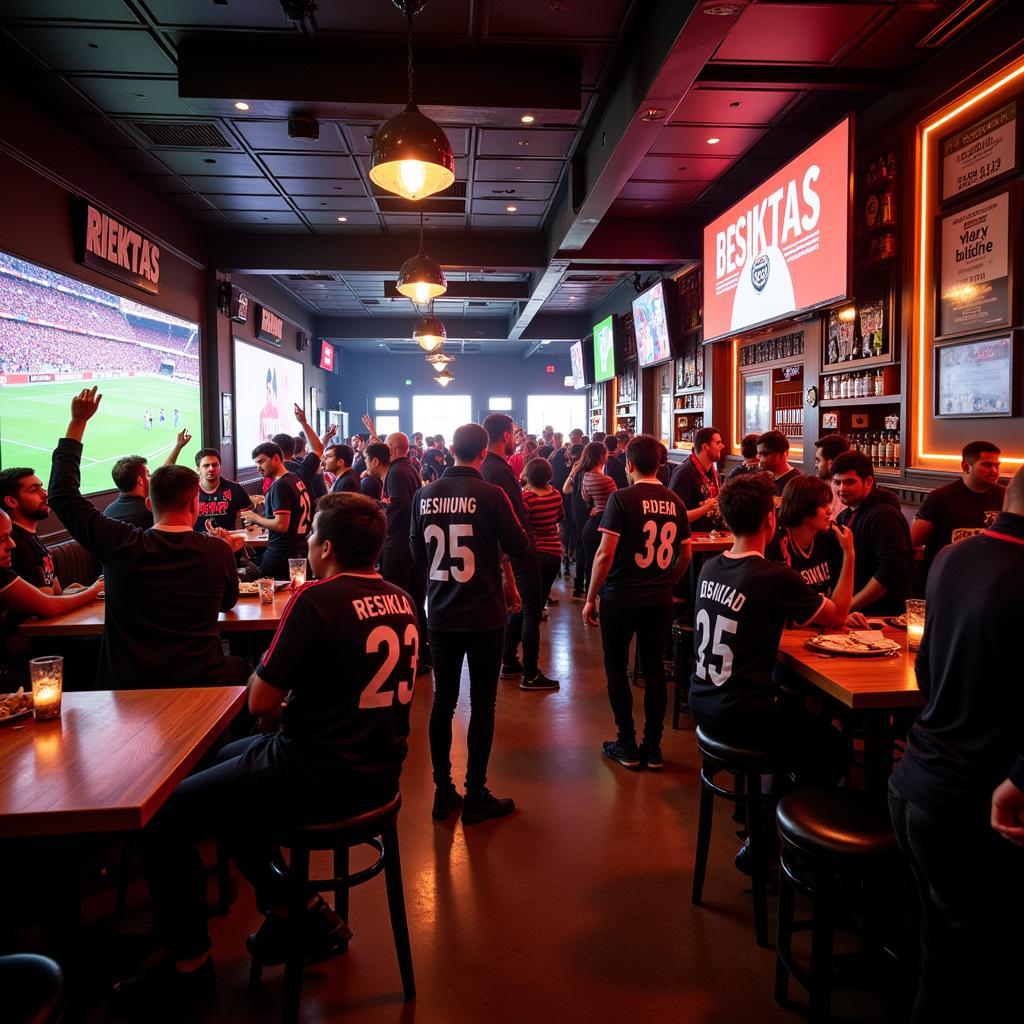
[939,97,1019,206]
[742,371,771,436]
[934,331,1018,417]
[936,185,1016,339]
[221,393,232,441]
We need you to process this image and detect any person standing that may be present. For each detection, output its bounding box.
[411,423,529,823]
[421,435,454,483]
[325,444,359,494]
[360,442,389,501]
[583,435,692,770]
[521,457,565,610]
[756,430,802,496]
[888,466,1024,1023]
[193,449,252,533]
[563,446,594,599]
[548,441,576,576]
[813,433,850,521]
[578,442,616,594]
[669,426,725,532]
[603,436,629,489]
[726,433,762,480]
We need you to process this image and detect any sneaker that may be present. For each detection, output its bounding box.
[520,672,559,691]
[245,895,351,966]
[462,788,515,825]
[641,743,663,770]
[500,658,524,678]
[602,740,641,769]
[110,955,215,1016]
[431,783,464,820]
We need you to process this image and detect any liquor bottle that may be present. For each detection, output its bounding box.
[892,434,900,466]
[884,432,894,468]
[869,433,879,466]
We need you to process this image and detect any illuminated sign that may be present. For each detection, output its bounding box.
[254,304,284,346]
[73,199,161,294]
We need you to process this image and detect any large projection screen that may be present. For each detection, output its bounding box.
[232,337,305,465]
[702,117,851,344]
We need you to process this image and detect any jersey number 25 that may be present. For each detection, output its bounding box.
[424,524,475,582]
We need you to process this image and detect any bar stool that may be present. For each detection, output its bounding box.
[250,792,415,1024]
[671,621,693,729]
[0,953,64,1024]
[692,726,780,947]
[774,789,901,1022]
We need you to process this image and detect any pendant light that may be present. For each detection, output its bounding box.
[369,3,455,201]
[414,310,446,352]
[397,209,447,302]
[426,349,454,373]
[434,367,454,387]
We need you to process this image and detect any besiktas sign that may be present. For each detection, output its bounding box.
[72,198,161,295]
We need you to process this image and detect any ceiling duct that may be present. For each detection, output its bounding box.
[125,120,233,149]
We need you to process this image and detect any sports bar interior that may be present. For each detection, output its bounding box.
[0,2,1023,1023]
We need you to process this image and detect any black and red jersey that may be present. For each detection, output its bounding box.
[10,524,56,589]
[194,479,252,533]
[382,457,421,553]
[265,472,312,559]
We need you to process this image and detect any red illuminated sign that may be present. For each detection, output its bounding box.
[319,340,335,372]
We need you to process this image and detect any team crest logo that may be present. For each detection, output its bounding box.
[750,253,770,293]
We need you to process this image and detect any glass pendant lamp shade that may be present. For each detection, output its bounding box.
[414,314,446,353]
[426,350,453,372]
[369,105,455,200]
[434,368,454,387]
[398,253,447,302]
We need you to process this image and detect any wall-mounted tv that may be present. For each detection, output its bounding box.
[702,116,852,344]
[569,340,588,389]
[632,280,676,368]
[318,339,335,373]
[233,337,305,464]
[592,314,623,383]
[0,249,201,495]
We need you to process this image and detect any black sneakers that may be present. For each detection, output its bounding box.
[462,788,515,825]
[602,740,641,769]
[110,955,215,1016]
[245,895,351,966]
[500,658,524,678]
[520,672,559,691]
[640,743,663,770]
[432,783,464,820]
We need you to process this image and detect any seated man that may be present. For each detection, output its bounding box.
[833,451,914,615]
[766,476,843,596]
[813,433,850,521]
[0,467,63,593]
[105,430,193,529]
[193,448,252,533]
[112,493,418,1010]
[47,388,245,690]
[756,430,802,496]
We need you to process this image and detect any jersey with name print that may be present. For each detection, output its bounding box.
[688,553,824,725]
[194,479,252,533]
[765,527,842,596]
[598,482,691,604]
[265,471,312,558]
[409,466,529,632]
[253,573,417,805]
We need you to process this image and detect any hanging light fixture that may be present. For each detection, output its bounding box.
[369,2,455,201]
[414,311,446,352]
[434,367,454,387]
[397,208,447,302]
[426,349,454,373]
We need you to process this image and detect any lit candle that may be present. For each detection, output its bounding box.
[905,599,926,652]
[32,676,62,720]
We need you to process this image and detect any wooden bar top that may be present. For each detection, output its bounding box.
[19,590,293,639]
[690,532,733,553]
[0,687,246,837]
[777,627,925,710]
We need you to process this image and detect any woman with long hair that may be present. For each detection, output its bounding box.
[522,457,565,608]
[565,441,615,599]
[767,475,844,595]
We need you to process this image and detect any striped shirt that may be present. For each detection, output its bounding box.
[521,487,565,557]
[582,470,617,515]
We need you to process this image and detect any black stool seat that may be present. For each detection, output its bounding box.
[777,790,899,861]
[273,792,402,848]
[695,726,777,771]
[0,954,64,1024]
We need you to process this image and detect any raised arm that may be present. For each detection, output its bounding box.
[294,404,324,459]
[164,428,193,466]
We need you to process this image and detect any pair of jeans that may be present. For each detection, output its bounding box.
[428,628,504,793]
[503,553,543,677]
[538,551,561,606]
[888,780,1023,1023]
[598,596,672,747]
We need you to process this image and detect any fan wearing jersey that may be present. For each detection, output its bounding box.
[114,493,417,1010]
[583,435,692,770]
[243,442,313,581]
[411,422,529,825]
[668,426,725,531]
[193,448,253,533]
[766,476,843,597]
[689,473,855,799]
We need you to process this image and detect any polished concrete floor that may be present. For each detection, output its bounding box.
[70,571,904,1023]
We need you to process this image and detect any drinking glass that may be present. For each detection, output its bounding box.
[288,559,307,588]
[30,656,63,720]
[905,599,926,651]
[257,577,276,605]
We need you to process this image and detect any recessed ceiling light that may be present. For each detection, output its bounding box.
[337,216,348,222]
[729,100,742,109]
[517,139,530,147]
[678,165,688,172]
[507,205,517,212]
[641,107,667,122]
[132,93,146,101]
[87,42,98,49]
[702,4,740,14]
[706,137,720,145]
[234,101,250,111]
[520,114,535,124]
[642,203,653,209]
[203,157,217,164]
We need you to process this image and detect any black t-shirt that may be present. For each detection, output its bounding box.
[331,469,359,494]
[537,445,554,461]
[0,566,20,682]
[605,456,629,490]
[915,479,1005,568]
[251,572,417,807]
[772,466,803,496]
[765,527,842,596]
[410,466,529,632]
[287,452,326,505]
[361,475,383,501]
[598,482,691,604]
[47,438,240,689]
[9,524,56,589]
[668,456,720,532]
[195,479,252,533]
[688,553,825,725]
[421,447,453,483]
[382,457,422,554]
[265,472,313,559]
[480,451,533,545]
[548,449,572,489]
[104,493,153,529]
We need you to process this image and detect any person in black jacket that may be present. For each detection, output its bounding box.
[411,422,529,824]
[888,466,1024,1023]
[603,436,629,489]
[832,451,913,615]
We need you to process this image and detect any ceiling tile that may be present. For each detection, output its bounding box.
[207,194,292,212]
[475,158,563,182]
[275,178,366,197]
[618,181,707,203]
[68,76,194,117]
[381,214,467,230]
[673,88,801,127]
[162,193,215,211]
[5,27,176,74]
[477,128,576,158]
[131,174,192,194]
[233,119,349,153]
[609,199,690,219]
[145,0,298,28]
[304,210,382,225]
[261,153,362,178]
[293,196,376,212]
[471,214,542,230]
[634,154,732,181]
[65,114,136,147]
[183,175,277,194]
[157,150,264,175]
[473,180,554,201]
[99,147,170,174]
[486,1,631,40]
[0,0,136,19]
[223,210,306,226]
[649,125,764,158]
[472,198,547,215]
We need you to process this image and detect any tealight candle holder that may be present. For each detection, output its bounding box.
[905,599,926,652]
[30,656,63,721]
[288,558,307,589]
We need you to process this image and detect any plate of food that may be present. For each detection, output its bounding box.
[0,689,33,725]
[805,632,902,657]
[238,580,289,596]
[886,614,907,629]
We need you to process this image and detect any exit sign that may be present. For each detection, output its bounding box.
[545,364,555,373]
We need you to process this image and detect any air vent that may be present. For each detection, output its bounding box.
[917,0,1000,47]
[287,274,336,282]
[126,120,233,149]
[467,300,489,308]
[371,180,467,200]
[376,197,466,214]
[363,299,380,306]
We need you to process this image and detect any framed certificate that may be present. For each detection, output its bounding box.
[220,393,233,441]
[742,371,771,436]
[939,98,1019,205]
[934,332,1018,418]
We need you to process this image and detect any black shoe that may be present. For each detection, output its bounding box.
[602,740,641,769]
[462,788,515,825]
[520,672,559,691]
[110,955,215,1016]
[640,743,663,770]
[432,783,464,820]
[245,895,351,966]
[500,658,524,678]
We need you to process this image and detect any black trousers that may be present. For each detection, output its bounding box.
[599,596,672,747]
[559,494,573,563]
[384,548,430,662]
[538,551,561,606]
[503,553,543,677]
[428,628,504,793]
[888,780,1024,1023]
[581,516,601,588]
[571,510,590,595]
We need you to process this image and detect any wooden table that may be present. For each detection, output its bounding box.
[228,528,269,549]
[0,687,246,837]
[690,531,733,553]
[777,627,925,790]
[19,591,293,639]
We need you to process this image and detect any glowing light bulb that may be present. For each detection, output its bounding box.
[414,282,431,303]
[398,160,427,197]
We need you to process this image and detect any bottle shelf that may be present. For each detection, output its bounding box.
[820,394,900,408]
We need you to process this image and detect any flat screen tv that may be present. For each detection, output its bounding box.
[318,339,335,373]
[592,314,621,383]
[233,337,305,464]
[0,249,201,494]
[569,340,588,389]
[702,116,852,343]
[632,280,675,368]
